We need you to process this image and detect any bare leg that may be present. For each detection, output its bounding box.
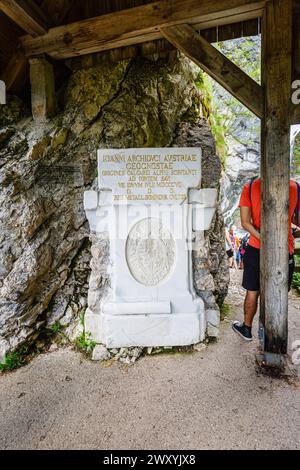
[232,256,238,270]
[244,290,259,327]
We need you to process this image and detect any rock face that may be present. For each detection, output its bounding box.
[0,53,228,356]
[210,37,261,226]
[210,37,299,226]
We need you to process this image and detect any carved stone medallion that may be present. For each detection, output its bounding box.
[126,218,176,286]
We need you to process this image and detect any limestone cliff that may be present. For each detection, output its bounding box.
[211,37,261,226]
[0,53,229,356]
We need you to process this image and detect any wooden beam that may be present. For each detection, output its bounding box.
[29,56,56,121]
[21,0,265,59]
[0,0,48,36]
[65,18,261,70]
[161,23,263,118]
[260,0,293,357]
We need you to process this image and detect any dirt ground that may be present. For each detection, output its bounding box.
[0,270,299,450]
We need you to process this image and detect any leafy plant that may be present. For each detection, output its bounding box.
[293,272,300,294]
[195,70,228,166]
[293,134,300,177]
[0,345,31,373]
[48,321,62,334]
[79,311,85,327]
[76,331,96,353]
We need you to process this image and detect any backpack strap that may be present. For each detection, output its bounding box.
[249,176,258,204]
[248,176,259,232]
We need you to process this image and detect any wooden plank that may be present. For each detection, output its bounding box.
[161,24,263,118]
[0,0,48,36]
[21,0,265,59]
[29,56,56,120]
[65,18,261,70]
[260,0,293,356]
[40,0,74,26]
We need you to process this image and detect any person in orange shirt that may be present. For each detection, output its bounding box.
[232,178,299,341]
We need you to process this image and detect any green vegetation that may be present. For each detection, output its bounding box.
[75,312,97,354]
[48,321,63,335]
[293,134,300,177]
[213,38,261,145]
[76,331,96,354]
[220,302,231,320]
[0,321,67,373]
[43,320,67,344]
[292,272,300,294]
[79,311,85,327]
[195,37,261,168]
[195,70,228,166]
[0,345,36,373]
[293,255,300,294]
[216,38,261,83]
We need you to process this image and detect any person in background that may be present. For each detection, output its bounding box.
[235,236,241,268]
[225,228,234,268]
[232,178,299,341]
[239,233,249,270]
[292,222,300,234]
[229,226,238,269]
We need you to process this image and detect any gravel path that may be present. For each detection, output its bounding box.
[0,270,299,450]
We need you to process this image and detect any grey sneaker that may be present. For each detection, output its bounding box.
[232,321,252,341]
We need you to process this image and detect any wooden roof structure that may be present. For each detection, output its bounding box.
[0,0,300,367]
[0,0,264,93]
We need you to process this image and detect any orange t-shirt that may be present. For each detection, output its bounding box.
[239,179,299,254]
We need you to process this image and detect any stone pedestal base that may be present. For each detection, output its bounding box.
[85,309,205,348]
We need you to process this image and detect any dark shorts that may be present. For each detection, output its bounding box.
[242,245,295,292]
[226,249,234,258]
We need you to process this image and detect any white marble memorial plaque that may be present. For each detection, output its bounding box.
[84,147,218,348]
[98,148,201,204]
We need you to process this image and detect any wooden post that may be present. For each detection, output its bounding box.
[291,0,300,124]
[29,56,56,121]
[260,0,293,362]
[293,0,300,83]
